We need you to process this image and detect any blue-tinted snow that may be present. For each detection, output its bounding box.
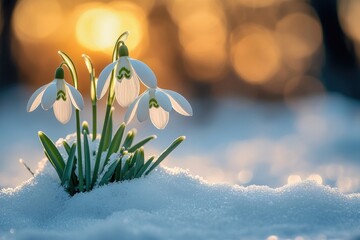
[1,163,360,240]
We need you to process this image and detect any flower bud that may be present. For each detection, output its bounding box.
[119,43,129,57]
[55,67,64,79]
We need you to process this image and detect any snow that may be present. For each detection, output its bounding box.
[1,162,360,240]
[1,86,360,239]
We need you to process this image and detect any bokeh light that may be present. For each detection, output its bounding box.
[276,13,322,60]
[287,175,302,185]
[75,1,147,53]
[237,0,276,8]
[12,0,63,42]
[167,0,227,82]
[306,174,323,184]
[338,0,360,43]
[231,25,281,85]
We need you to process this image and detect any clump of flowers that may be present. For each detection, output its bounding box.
[26,32,192,196]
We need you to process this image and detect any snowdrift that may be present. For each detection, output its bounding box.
[1,162,360,240]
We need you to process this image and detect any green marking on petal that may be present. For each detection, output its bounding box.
[117,67,131,80]
[56,90,66,101]
[149,98,159,108]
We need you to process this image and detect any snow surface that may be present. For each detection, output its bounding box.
[1,161,360,240]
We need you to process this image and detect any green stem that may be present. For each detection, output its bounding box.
[91,32,128,187]
[92,104,97,140]
[58,51,84,192]
[92,103,113,187]
[75,110,84,192]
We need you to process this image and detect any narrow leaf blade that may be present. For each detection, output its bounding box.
[128,135,156,153]
[39,131,65,178]
[61,143,76,186]
[145,136,185,175]
[83,131,92,191]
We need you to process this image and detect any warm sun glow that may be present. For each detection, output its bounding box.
[231,26,281,84]
[75,2,146,53]
[12,0,63,42]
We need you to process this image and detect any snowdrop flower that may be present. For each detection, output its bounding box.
[125,87,193,129]
[27,67,84,124]
[96,42,157,107]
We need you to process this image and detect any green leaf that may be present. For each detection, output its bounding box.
[39,131,65,179]
[145,136,185,175]
[124,167,135,180]
[63,141,71,153]
[122,130,135,150]
[58,51,79,89]
[103,109,113,151]
[62,141,78,189]
[136,156,155,178]
[120,155,131,180]
[83,131,92,191]
[102,123,125,170]
[98,158,121,186]
[134,148,145,177]
[127,135,156,153]
[61,143,76,186]
[114,158,122,181]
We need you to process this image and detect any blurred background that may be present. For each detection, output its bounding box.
[0,0,360,192]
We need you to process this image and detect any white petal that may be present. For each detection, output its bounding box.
[26,84,48,112]
[114,74,140,107]
[124,94,142,124]
[150,106,169,129]
[116,57,132,80]
[53,96,72,124]
[130,59,157,88]
[97,61,117,99]
[65,83,84,110]
[163,89,193,116]
[136,92,150,122]
[41,81,57,110]
[155,89,172,112]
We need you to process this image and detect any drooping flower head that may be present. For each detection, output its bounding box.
[125,87,193,129]
[96,41,157,107]
[27,67,84,124]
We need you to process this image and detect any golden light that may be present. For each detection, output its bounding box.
[170,0,227,81]
[237,0,276,8]
[166,0,220,24]
[231,26,281,84]
[338,0,360,43]
[12,0,63,42]
[287,175,302,185]
[276,13,322,60]
[75,2,146,53]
